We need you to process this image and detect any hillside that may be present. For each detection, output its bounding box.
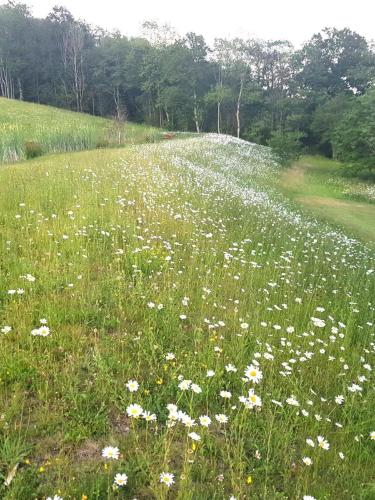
[0,135,374,499]
[0,98,161,163]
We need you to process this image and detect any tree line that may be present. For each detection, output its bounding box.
[1,1,375,173]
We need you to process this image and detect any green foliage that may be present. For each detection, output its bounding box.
[333,90,375,174]
[268,130,304,165]
[310,94,352,156]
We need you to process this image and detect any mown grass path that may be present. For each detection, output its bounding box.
[279,156,375,244]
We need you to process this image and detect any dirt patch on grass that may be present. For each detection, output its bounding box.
[75,439,101,460]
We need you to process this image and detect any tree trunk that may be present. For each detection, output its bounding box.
[236,79,244,139]
[217,100,221,134]
[18,78,23,101]
[193,91,200,133]
[0,64,14,98]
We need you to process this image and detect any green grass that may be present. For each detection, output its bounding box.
[0,97,162,163]
[279,155,375,243]
[0,137,374,499]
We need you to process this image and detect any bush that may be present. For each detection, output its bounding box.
[95,137,110,148]
[268,131,305,166]
[24,141,43,159]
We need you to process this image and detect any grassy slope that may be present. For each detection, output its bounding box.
[0,137,374,499]
[0,97,162,163]
[279,156,375,243]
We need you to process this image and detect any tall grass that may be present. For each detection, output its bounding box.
[0,136,374,499]
[0,97,162,163]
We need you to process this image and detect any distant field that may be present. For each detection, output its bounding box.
[280,156,375,243]
[0,136,374,499]
[0,98,162,163]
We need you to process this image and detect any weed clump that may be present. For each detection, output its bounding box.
[24,141,43,159]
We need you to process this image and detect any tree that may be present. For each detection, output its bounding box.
[333,89,375,174]
[268,130,305,166]
[295,28,375,96]
[0,2,32,99]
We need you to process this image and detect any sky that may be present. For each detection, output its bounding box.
[7,0,375,46]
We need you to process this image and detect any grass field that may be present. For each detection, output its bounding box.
[0,134,374,499]
[279,156,375,243]
[0,98,162,163]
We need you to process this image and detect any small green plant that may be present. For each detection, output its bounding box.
[24,141,43,159]
[95,137,110,148]
[268,130,305,166]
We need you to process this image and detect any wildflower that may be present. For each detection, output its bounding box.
[1,326,12,334]
[335,395,344,405]
[311,317,326,328]
[126,380,139,392]
[220,390,232,399]
[244,364,263,384]
[101,446,120,460]
[181,415,196,428]
[286,396,299,406]
[302,457,312,466]
[159,472,175,487]
[370,431,375,440]
[215,414,228,424]
[126,404,143,418]
[206,370,215,377]
[306,438,315,447]
[114,473,128,487]
[199,415,211,427]
[317,436,329,450]
[166,352,175,360]
[143,411,157,422]
[39,326,50,336]
[191,383,202,394]
[188,431,201,441]
[178,379,191,391]
[348,383,362,392]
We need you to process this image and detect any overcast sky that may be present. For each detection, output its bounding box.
[8,0,375,46]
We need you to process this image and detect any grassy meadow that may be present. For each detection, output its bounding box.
[0,98,162,163]
[0,130,374,499]
[279,156,375,243]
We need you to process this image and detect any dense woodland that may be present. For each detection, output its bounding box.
[1,1,375,173]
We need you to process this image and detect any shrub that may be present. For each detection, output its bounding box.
[24,141,43,159]
[268,131,305,166]
[95,137,110,148]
